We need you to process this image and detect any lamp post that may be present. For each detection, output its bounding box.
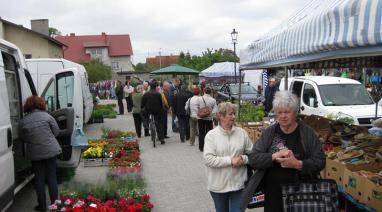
[231,28,238,84]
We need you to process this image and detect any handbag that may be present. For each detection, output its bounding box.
[281,178,339,212]
[71,128,88,148]
[197,97,211,118]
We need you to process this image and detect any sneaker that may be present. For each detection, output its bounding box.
[160,140,165,145]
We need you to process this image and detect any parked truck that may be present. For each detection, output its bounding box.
[287,76,382,127]
[0,39,84,211]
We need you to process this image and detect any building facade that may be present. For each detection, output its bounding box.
[146,55,179,69]
[56,33,134,72]
[0,18,64,58]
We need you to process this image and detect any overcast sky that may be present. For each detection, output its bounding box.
[0,0,307,64]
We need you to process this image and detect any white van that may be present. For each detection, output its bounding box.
[26,58,93,124]
[288,76,382,127]
[0,39,83,210]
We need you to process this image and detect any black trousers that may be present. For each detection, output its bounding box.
[32,157,58,209]
[125,96,133,112]
[177,114,190,142]
[133,113,143,137]
[198,119,213,152]
[117,98,124,114]
[153,113,165,141]
[161,109,168,137]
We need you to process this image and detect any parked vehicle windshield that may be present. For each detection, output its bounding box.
[230,84,257,94]
[319,84,374,106]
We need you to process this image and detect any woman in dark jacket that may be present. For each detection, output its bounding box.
[115,80,124,115]
[20,96,62,211]
[241,91,325,212]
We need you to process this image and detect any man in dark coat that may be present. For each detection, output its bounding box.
[173,85,193,142]
[141,80,165,144]
[264,77,279,114]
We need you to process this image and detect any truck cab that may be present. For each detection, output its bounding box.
[289,76,382,127]
[0,39,83,211]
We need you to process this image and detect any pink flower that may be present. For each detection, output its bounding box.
[64,199,72,205]
[48,204,57,210]
[54,200,62,205]
[60,207,67,212]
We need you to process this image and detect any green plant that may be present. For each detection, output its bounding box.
[92,110,103,119]
[238,103,265,122]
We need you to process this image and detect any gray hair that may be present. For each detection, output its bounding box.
[272,91,299,112]
[216,102,238,122]
[136,85,143,93]
[163,81,171,88]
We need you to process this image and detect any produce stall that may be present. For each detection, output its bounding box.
[239,0,382,210]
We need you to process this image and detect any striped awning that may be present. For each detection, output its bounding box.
[240,0,382,69]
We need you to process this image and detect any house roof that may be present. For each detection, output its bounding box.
[56,34,133,63]
[0,17,66,48]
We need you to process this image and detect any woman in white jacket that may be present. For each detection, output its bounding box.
[204,102,253,212]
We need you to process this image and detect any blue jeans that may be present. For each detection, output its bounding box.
[210,189,242,212]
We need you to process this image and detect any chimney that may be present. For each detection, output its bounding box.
[70,33,75,36]
[101,32,107,43]
[31,19,49,36]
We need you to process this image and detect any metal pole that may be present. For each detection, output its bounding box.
[284,66,288,90]
[238,68,242,120]
[234,42,237,84]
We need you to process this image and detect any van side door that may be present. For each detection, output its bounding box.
[41,69,82,167]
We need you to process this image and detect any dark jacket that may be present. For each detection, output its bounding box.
[173,89,193,116]
[141,89,163,115]
[240,121,325,211]
[115,84,124,100]
[20,110,62,161]
[264,85,279,113]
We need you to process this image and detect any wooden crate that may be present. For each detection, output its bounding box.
[83,158,103,167]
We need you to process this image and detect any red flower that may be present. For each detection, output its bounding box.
[135,203,143,210]
[73,208,85,212]
[108,208,117,212]
[127,199,135,205]
[61,196,69,202]
[140,200,146,204]
[143,194,150,201]
[147,203,154,209]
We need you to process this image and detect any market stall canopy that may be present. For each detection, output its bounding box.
[150,64,199,75]
[240,0,382,69]
[199,62,242,77]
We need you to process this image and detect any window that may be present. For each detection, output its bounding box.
[43,72,74,112]
[303,83,317,107]
[112,61,120,70]
[3,52,22,139]
[56,72,74,109]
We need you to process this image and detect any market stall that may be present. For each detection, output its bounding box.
[199,62,242,84]
[239,0,382,211]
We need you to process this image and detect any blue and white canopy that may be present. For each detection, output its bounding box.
[199,62,241,77]
[240,0,382,69]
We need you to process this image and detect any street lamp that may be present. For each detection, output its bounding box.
[231,28,238,83]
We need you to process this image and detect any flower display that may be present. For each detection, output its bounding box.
[83,146,103,159]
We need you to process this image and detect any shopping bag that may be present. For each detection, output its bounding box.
[71,128,88,148]
[281,179,339,212]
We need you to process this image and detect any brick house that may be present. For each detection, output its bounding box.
[56,33,134,72]
[146,55,179,69]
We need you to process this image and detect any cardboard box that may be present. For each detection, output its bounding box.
[364,177,382,212]
[343,163,382,206]
[325,158,346,186]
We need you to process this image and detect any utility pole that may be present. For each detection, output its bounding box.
[159,48,162,70]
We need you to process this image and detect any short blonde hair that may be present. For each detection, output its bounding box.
[216,102,238,122]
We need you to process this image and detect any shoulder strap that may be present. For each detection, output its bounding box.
[202,96,207,106]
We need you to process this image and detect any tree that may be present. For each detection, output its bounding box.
[178,48,238,71]
[49,27,62,37]
[133,62,156,72]
[80,59,112,83]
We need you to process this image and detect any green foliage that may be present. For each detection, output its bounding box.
[134,63,156,72]
[178,48,237,71]
[60,177,146,201]
[325,113,354,125]
[93,105,116,119]
[238,103,266,122]
[49,27,62,37]
[80,59,112,83]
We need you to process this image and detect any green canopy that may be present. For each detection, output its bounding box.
[150,64,199,75]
